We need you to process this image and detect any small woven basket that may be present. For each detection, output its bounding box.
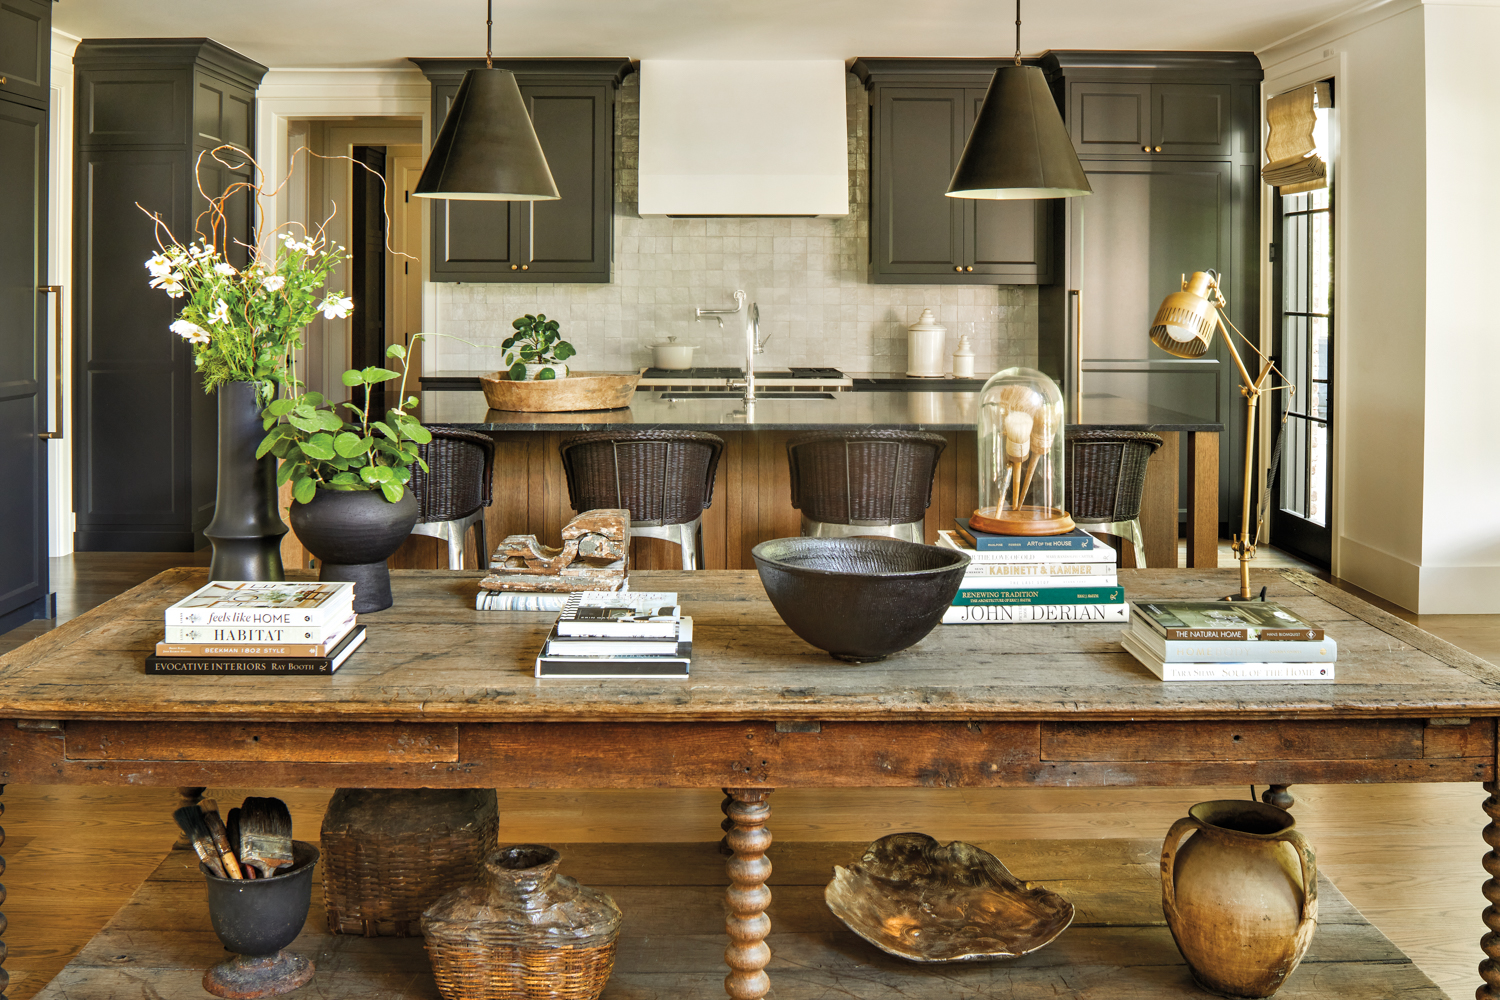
[424,845,622,1000]
[320,787,499,937]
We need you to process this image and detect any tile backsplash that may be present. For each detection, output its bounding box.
[431,74,1038,376]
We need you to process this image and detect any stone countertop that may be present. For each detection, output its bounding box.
[417,387,1222,433]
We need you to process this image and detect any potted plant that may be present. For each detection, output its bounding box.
[141,145,353,583]
[503,313,576,380]
[256,343,431,613]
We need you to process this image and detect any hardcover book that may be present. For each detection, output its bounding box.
[953,519,1097,552]
[1128,615,1336,663]
[936,530,1117,564]
[476,592,571,612]
[535,620,693,678]
[1119,630,1335,682]
[942,603,1129,624]
[1131,600,1324,641]
[145,626,366,675]
[164,581,355,627]
[155,618,359,659]
[952,585,1126,607]
[161,614,355,646]
[556,591,681,638]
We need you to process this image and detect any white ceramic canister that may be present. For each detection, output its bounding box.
[952,334,976,378]
[907,309,947,378]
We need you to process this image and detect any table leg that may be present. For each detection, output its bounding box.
[1481,781,1500,999]
[1,783,8,1000]
[718,789,735,856]
[1262,785,1295,810]
[723,788,772,1000]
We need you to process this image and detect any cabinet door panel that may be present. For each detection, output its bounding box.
[523,86,610,277]
[872,88,964,278]
[1153,84,1233,156]
[80,70,188,147]
[1069,82,1151,155]
[0,0,48,106]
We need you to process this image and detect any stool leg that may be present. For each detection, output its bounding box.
[680,523,698,570]
[475,518,488,570]
[447,524,464,571]
[1129,518,1147,569]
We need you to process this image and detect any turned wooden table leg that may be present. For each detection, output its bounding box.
[1480,781,1500,999]
[173,786,208,849]
[718,788,735,856]
[1262,784,1295,810]
[1,783,9,1000]
[723,788,772,1000]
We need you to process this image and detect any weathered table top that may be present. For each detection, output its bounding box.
[2,567,1496,725]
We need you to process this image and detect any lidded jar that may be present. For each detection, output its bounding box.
[973,367,1075,536]
[422,844,622,1000]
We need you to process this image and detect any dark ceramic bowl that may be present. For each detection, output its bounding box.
[202,840,320,956]
[751,537,970,662]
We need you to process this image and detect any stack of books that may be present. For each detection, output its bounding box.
[936,520,1125,624]
[535,591,692,678]
[1121,600,1336,681]
[146,581,366,675]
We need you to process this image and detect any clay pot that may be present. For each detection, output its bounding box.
[1161,800,1318,998]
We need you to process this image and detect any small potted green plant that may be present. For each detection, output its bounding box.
[257,343,431,613]
[503,313,576,380]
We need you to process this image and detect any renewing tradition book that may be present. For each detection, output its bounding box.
[952,585,1125,607]
[1132,600,1324,641]
[1119,631,1335,682]
[936,530,1117,564]
[942,603,1129,624]
[145,626,366,675]
[556,592,681,638]
[164,581,355,627]
[954,519,1098,552]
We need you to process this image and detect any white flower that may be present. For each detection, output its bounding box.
[262,274,286,292]
[170,319,211,344]
[214,262,237,276]
[319,295,354,319]
[208,298,231,325]
[145,253,173,277]
[149,273,186,297]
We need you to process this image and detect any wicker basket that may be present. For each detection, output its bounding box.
[423,845,622,1000]
[320,787,499,937]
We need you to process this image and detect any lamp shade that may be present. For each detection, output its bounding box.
[1149,271,1220,358]
[412,67,559,201]
[946,64,1091,200]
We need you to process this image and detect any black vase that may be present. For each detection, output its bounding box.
[290,489,418,613]
[206,381,288,582]
[201,841,319,998]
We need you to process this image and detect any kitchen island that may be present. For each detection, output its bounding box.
[365,382,1223,572]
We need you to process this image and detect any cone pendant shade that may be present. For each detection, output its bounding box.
[412,67,559,201]
[946,64,1091,200]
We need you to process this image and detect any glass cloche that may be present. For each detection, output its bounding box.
[974,367,1075,535]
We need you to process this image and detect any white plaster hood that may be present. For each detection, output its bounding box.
[637,60,849,218]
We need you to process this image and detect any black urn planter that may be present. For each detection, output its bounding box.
[290,489,418,613]
[206,381,289,582]
[201,841,320,998]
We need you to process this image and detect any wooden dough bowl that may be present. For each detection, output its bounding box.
[480,371,640,412]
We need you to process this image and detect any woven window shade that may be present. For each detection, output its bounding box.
[1263,82,1332,194]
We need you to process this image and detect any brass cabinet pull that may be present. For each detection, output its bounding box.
[510,264,518,271]
[965,266,973,272]
[1142,145,1150,152]
[38,285,64,441]
[953,265,962,272]
[521,264,529,271]
[1155,145,1162,152]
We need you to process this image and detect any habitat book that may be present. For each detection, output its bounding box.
[556,591,681,638]
[536,621,692,678]
[954,519,1098,552]
[161,614,355,647]
[155,618,359,658]
[164,581,355,627]
[942,603,1129,624]
[144,626,366,675]
[936,530,1117,565]
[951,585,1126,607]
[1132,600,1324,641]
[1119,631,1335,683]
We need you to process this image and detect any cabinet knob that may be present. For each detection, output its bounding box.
[1143,145,1150,152]
[0,77,7,85]
[954,265,963,272]
[510,264,518,271]
[521,264,529,271]
[965,266,973,272]
[1154,145,1162,152]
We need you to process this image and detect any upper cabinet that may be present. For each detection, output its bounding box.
[0,0,50,107]
[1068,81,1233,157]
[411,58,632,284]
[854,59,1052,286]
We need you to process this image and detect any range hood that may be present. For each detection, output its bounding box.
[638,60,849,218]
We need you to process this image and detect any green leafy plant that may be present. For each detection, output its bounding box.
[502,313,576,381]
[257,343,431,504]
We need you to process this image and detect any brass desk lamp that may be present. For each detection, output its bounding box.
[1150,271,1294,601]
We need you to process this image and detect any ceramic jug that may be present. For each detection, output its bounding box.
[1161,800,1317,998]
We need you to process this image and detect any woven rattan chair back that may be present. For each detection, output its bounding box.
[786,430,947,528]
[408,426,496,523]
[559,430,726,526]
[1064,428,1163,522]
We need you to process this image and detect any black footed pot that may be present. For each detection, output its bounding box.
[201,841,320,998]
[206,381,288,582]
[290,489,418,613]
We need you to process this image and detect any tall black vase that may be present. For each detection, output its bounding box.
[205,381,288,582]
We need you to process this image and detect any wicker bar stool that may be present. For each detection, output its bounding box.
[558,430,726,569]
[407,425,495,570]
[1065,427,1164,567]
[786,429,947,543]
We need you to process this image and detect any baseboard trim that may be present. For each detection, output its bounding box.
[1337,535,1421,612]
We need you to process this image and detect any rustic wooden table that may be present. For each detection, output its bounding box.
[2,566,1498,999]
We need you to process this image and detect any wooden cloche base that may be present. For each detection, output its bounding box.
[970,505,1077,536]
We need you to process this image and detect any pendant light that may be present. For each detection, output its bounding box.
[411,0,559,201]
[946,0,1091,200]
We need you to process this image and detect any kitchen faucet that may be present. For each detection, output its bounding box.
[695,290,768,405]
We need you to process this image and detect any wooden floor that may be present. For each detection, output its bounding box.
[1,547,1493,999]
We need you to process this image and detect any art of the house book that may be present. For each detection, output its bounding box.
[164,581,356,627]
[145,625,367,675]
[937,529,1117,564]
[953,519,1097,552]
[1132,600,1325,641]
[556,591,681,638]
[1119,630,1335,683]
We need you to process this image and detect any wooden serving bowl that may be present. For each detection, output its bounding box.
[479,371,640,412]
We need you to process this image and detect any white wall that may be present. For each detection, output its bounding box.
[47,30,79,557]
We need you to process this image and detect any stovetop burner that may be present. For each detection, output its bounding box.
[641,366,846,379]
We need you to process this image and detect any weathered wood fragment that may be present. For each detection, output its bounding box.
[481,508,629,592]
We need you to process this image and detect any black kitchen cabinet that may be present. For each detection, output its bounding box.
[1068,80,1234,157]
[411,58,631,284]
[72,39,266,552]
[854,59,1052,285]
[0,0,52,630]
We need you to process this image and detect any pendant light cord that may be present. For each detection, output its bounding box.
[485,0,493,69]
[1014,0,1023,65]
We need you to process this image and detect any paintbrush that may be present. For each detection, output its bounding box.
[225,807,256,878]
[198,799,244,879]
[239,796,294,877]
[173,806,226,878]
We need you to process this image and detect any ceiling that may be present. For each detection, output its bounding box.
[52,0,1370,69]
